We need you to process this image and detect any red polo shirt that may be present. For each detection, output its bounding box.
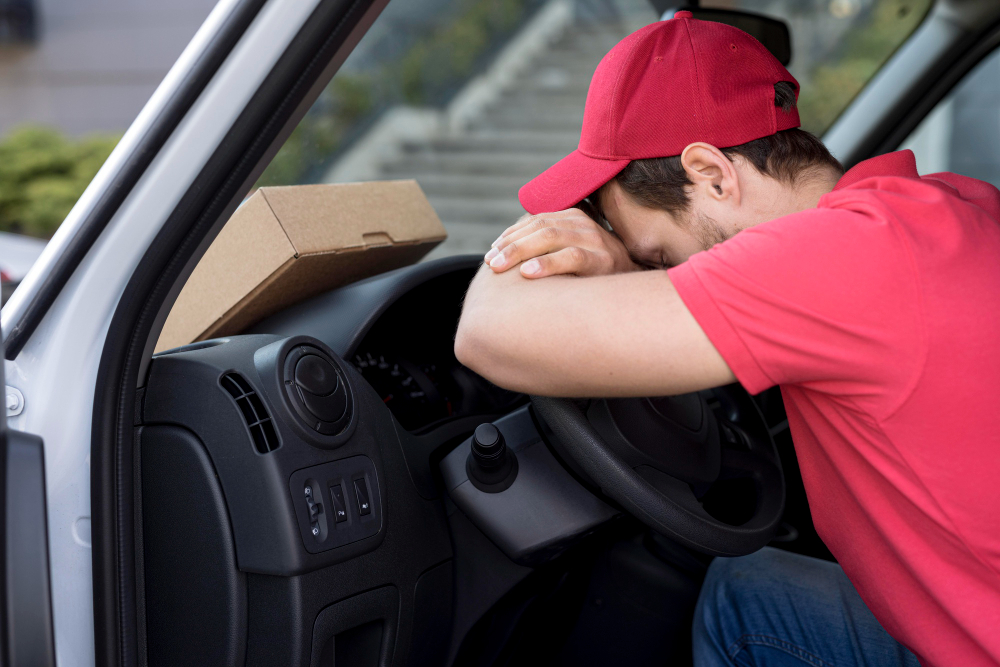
[669,150,1000,666]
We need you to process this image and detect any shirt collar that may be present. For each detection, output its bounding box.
[833,150,919,191]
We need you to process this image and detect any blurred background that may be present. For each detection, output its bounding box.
[1,0,953,304]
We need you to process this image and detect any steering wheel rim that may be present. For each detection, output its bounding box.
[531,387,785,557]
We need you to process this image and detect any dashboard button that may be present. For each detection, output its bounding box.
[329,484,348,523]
[295,354,339,396]
[354,479,372,516]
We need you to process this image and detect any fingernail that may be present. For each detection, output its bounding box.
[491,238,501,248]
[522,259,541,275]
[489,252,506,268]
[484,247,498,261]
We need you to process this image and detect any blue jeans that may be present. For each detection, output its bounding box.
[692,547,921,667]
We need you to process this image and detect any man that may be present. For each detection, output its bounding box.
[454,11,1000,667]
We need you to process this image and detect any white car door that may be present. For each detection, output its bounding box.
[0,0,386,663]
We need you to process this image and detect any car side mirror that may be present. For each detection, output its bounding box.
[658,6,792,66]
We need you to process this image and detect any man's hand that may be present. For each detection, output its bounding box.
[483,208,640,278]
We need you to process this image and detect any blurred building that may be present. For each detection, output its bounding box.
[0,0,216,137]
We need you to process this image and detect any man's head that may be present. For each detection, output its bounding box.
[593,85,843,267]
[518,13,844,266]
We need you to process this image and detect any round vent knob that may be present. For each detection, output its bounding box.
[282,345,353,438]
[295,354,339,395]
[293,355,347,423]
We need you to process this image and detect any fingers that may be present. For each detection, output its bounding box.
[488,212,598,263]
[494,213,535,247]
[519,246,596,279]
[487,225,587,272]
[493,208,592,249]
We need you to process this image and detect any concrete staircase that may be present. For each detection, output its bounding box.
[331,4,651,261]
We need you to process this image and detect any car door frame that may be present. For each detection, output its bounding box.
[1,0,387,664]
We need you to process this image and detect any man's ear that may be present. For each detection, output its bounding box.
[680,143,740,205]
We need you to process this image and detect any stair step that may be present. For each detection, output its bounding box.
[414,173,535,198]
[499,87,590,104]
[483,98,585,118]
[517,76,591,95]
[381,151,559,177]
[405,130,578,154]
[473,111,585,132]
[424,220,516,262]
[428,195,527,225]
[538,49,610,68]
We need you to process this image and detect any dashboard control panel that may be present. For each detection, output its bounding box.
[288,455,382,554]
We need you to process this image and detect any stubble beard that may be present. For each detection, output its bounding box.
[693,212,731,251]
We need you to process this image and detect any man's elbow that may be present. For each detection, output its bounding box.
[454,309,491,376]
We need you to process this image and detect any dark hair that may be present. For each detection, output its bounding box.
[598,82,843,217]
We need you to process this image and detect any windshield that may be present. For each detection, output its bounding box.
[256,0,932,260]
[726,0,932,134]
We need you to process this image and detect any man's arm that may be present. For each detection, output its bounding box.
[454,264,736,397]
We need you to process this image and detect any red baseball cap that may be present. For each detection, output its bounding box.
[518,11,800,215]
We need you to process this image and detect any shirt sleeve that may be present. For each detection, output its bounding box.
[667,206,923,411]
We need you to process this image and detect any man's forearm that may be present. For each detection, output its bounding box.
[454,264,735,397]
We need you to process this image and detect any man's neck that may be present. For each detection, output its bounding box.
[789,168,842,212]
[744,168,841,230]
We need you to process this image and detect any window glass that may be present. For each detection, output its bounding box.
[721,0,932,135]
[256,0,932,260]
[900,47,1000,187]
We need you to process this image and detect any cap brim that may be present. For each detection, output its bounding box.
[518,150,630,215]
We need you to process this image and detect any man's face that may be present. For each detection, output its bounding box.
[599,180,731,269]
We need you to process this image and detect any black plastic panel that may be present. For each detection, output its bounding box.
[441,407,619,566]
[143,335,389,575]
[140,424,247,667]
[3,430,56,667]
[289,455,382,553]
[142,331,455,666]
[309,586,399,667]
[409,561,453,667]
[249,254,481,358]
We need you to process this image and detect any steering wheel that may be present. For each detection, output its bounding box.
[531,385,784,557]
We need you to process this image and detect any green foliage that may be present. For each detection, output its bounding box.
[256,73,374,188]
[0,126,119,238]
[400,0,525,105]
[256,0,533,188]
[797,0,933,135]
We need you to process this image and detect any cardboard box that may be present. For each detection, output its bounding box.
[155,180,447,353]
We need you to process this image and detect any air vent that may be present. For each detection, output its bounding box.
[221,373,280,454]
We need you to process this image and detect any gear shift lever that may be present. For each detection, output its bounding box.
[466,423,518,492]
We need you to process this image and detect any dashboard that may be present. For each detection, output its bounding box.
[349,269,521,432]
[140,254,623,666]
[250,255,522,433]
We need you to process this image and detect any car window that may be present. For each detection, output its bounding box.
[900,47,1000,187]
[255,0,932,260]
[720,0,932,135]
